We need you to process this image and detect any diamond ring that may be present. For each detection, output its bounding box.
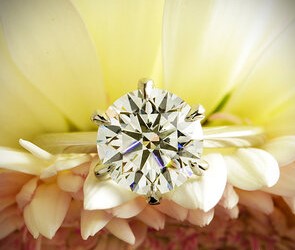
[91,78,265,205]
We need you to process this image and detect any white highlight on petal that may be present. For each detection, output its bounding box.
[167,153,227,211]
[263,136,295,167]
[23,183,71,239]
[225,148,279,190]
[106,218,135,245]
[187,209,214,227]
[81,209,112,240]
[19,139,52,160]
[0,147,44,175]
[16,177,38,210]
[84,161,137,210]
[109,197,146,219]
[155,199,188,221]
[237,190,274,214]
[136,206,165,230]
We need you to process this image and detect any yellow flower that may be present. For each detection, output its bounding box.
[0,0,295,248]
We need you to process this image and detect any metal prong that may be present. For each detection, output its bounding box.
[91,112,110,126]
[147,190,162,205]
[94,163,113,179]
[185,104,205,122]
[138,78,154,99]
[198,159,209,171]
[190,159,208,176]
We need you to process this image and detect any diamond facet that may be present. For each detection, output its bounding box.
[97,87,204,197]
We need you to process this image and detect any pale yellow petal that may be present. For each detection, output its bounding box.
[106,218,135,245]
[0,28,69,148]
[136,206,165,230]
[263,136,295,166]
[263,162,295,196]
[237,190,274,214]
[187,209,214,227]
[81,209,112,240]
[72,0,164,102]
[155,199,188,221]
[167,153,227,211]
[109,197,146,219]
[0,0,107,130]
[163,0,295,112]
[224,21,295,128]
[0,147,45,175]
[84,162,137,210]
[57,171,84,193]
[24,183,71,239]
[218,184,239,209]
[225,148,279,190]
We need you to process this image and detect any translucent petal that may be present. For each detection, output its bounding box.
[163,0,295,112]
[237,190,274,214]
[0,147,45,175]
[224,21,295,129]
[84,162,137,210]
[263,162,295,196]
[72,0,164,102]
[155,199,188,221]
[218,184,239,209]
[263,136,295,167]
[136,206,165,230]
[167,153,227,211]
[109,197,146,219]
[81,209,112,240]
[23,183,71,239]
[225,148,279,190]
[187,209,214,227]
[0,0,107,130]
[106,218,135,245]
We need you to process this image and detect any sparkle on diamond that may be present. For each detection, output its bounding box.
[97,88,203,195]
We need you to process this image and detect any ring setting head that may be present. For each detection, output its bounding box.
[93,79,206,205]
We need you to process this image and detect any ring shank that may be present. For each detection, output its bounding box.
[33,126,265,154]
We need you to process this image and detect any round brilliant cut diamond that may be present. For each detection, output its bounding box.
[97,87,204,198]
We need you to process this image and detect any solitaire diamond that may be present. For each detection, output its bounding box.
[94,79,205,204]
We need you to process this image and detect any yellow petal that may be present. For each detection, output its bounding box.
[218,184,239,210]
[81,209,112,240]
[0,0,107,130]
[0,29,69,148]
[106,218,135,245]
[72,0,164,102]
[187,209,214,227]
[237,190,274,214]
[224,21,295,128]
[225,148,279,190]
[57,171,84,193]
[163,1,295,112]
[23,183,71,239]
[155,199,188,221]
[167,153,227,211]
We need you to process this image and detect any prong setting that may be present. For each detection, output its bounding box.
[94,163,113,179]
[91,112,110,126]
[190,159,209,176]
[185,104,205,122]
[138,78,154,99]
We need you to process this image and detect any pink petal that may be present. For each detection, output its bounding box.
[0,211,23,239]
[81,209,112,240]
[237,190,274,214]
[136,206,165,230]
[187,209,214,227]
[129,220,147,249]
[106,218,135,245]
[23,183,71,239]
[155,199,188,221]
[84,162,137,210]
[283,196,295,214]
[16,177,38,210]
[109,197,146,219]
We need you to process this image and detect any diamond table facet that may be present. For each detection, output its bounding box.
[97,87,204,199]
